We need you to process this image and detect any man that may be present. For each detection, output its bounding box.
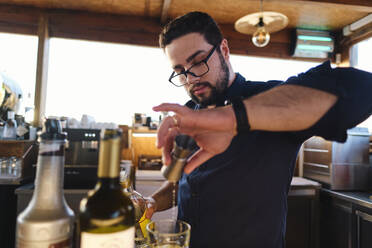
[146,11,372,247]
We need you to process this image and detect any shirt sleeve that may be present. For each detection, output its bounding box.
[285,61,372,142]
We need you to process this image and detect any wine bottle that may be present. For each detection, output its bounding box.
[16,118,75,248]
[79,129,135,248]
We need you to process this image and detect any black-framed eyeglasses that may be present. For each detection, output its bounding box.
[168,45,218,87]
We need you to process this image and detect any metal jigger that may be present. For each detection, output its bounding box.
[161,134,198,182]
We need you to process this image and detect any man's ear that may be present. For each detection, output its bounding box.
[220,38,230,61]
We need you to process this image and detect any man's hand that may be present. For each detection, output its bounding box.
[144,196,157,219]
[153,103,235,173]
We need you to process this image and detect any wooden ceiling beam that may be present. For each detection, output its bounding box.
[0,3,340,62]
[48,10,161,47]
[287,0,372,11]
[0,4,39,35]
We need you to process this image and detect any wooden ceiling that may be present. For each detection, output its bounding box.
[1,0,371,29]
[0,0,371,60]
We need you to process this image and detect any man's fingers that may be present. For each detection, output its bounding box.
[145,197,156,219]
[145,208,154,219]
[153,103,185,114]
[156,116,177,148]
[162,127,179,165]
[184,149,214,174]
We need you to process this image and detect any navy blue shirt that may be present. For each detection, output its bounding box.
[177,61,372,248]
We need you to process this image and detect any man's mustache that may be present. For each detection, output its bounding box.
[190,82,212,93]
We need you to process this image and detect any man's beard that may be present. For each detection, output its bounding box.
[188,51,229,106]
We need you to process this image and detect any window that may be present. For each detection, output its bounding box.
[351,37,372,73]
[46,38,189,125]
[351,38,372,131]
[46,38,322,126]
[0,32,38,122]
[230,55,318,81]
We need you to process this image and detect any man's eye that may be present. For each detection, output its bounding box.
[174,68,185,75]
[192,61,204,68]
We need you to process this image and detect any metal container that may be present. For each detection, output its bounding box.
[161,135,197,182]
[303,127,371,190]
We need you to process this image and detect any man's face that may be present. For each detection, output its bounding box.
[165,33,229,106]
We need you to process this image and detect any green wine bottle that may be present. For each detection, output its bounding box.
[79,129,135,248]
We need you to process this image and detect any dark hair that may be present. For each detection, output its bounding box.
[159,11,223,49]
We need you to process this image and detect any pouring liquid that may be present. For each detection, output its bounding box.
[171,182,177,220]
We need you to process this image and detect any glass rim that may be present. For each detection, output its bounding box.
[146,219,191,237]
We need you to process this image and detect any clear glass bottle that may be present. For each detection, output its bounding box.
[79,129,135,248]
[3,110,17,139]
[16,118,75,247]
[120,162,151,247]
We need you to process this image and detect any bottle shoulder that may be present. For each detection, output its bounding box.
[18,206,74,223]
[79,188,135,230]
[80,187,134,218]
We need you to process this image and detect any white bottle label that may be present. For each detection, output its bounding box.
[80,227,135,248]
[16,238,70,248]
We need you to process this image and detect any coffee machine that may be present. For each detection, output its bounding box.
[64,128,101,189]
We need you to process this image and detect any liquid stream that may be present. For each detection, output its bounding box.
[171,182,177,220]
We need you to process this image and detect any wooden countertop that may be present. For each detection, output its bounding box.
[291,177,321,189]
[132,127,157,133]
[289,177,321,197]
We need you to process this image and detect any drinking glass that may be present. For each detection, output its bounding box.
[146,219,190,248]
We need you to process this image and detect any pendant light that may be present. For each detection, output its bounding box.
[252,0,270,47]
[235,0,289,48]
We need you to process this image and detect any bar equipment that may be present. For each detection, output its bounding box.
[303,127,371,190]
[161,134,198,182]
[64,128,101,188]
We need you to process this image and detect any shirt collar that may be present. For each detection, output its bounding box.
[225,73,247,101]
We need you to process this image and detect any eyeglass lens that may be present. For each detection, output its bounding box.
[172,62,209,85]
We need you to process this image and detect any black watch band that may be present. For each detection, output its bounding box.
[231,97,250,134]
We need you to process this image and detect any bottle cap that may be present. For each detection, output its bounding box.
[39,118,67,140]
[7,111,15,120]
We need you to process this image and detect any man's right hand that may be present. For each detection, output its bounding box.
[153,103,236,173]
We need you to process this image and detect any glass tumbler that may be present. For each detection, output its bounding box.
[146,219,191,248]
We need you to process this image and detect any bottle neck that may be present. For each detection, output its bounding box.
[96,177,122,190]
[97,136,121,178]
[32,140,66,209]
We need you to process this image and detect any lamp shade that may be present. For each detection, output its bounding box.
[235,11,288,35]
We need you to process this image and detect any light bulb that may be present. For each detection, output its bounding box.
[252,26,270,47]
[252,17,270,47]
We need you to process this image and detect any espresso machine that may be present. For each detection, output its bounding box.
[64,128,101,189]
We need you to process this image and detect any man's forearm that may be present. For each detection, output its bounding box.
[196,84,338,133]
[151,181,178,212]
[244,84,338,131]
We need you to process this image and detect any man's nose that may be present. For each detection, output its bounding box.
[185,72,199,85]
